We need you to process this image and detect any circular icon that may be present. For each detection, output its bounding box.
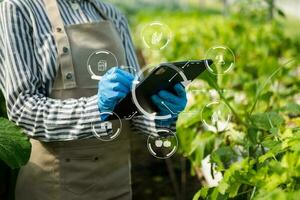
[131,63,189,120]
[87,50,118,80]
[205,46,235,75]
[91,112,122,141]
[201,101,231,132]
[147,129,178,159]
[141,21,172,50]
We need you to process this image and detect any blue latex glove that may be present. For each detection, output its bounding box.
[151,83,187,123]
[98,67,134,120]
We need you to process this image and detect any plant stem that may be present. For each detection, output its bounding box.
[180,157,187,200]
[217,89,248,127]
[165,158,180,200]
[250,186,256,199]
[249,59,296,115]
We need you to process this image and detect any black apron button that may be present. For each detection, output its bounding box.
[56,27,62,32]
[65,158,70,162]
[63,47,69,53]
[65,73,73,80]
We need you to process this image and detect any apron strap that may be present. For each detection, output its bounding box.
[44,0,77,89]
[44,0,112,89]
[87,0,110,20]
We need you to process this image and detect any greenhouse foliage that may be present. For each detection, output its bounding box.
[0,0,300,199]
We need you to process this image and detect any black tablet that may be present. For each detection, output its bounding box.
[109,59,213,120]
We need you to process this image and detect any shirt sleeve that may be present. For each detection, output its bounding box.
[118,14,177,136]
[0,1,104,142]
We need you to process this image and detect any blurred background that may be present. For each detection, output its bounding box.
[103,0,300,199]
[0,0,300,200]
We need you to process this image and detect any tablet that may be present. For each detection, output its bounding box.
[108,59,213,120]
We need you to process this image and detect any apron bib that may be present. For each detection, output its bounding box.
[15,0,132,199]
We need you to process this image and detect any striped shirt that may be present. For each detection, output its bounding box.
[0,0,174,142]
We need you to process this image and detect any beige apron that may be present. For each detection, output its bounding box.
[15,0,132,199]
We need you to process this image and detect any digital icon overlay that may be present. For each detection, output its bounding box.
[87,50,118,80]
[92,112,122,141]
[141,21,172,50]
[131,63,189,120]
[201,101,232,132]
[147,129,178,159]
[205,45,235,75]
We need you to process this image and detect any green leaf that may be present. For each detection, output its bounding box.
[193,187,209,200]
[189,132,215,166]
[198,70,219,91]
[217,158,255,197]
[192,189,202,200]
[248,127,259,144]
[250,112,284,132]
[258,149,280,163]
[276,8,285,18]
[281,103,300,116]
[227,182,242,198]
[259,91,273,102]
[286,133,300,152]
[211,146,238,171]
[0,117,31,169]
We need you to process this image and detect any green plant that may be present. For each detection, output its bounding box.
[0,117,31,169]
[0,93,31,200]
[127,1,300,199]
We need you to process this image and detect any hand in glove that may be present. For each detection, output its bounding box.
[151,83,187,121]
[98,67,134,120]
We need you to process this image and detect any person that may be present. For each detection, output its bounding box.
[0,0,187,199]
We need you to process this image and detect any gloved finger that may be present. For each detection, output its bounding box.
[106,67,119,75]
[173,83,187,98]
[110,82,130,94]
[115,68,135,81]
[162,100,184,113]
[158,90,182,105]
[151,95,166,110]
[114,91,127,100]
[106,67,134,81]
[108,67,134,81]
[108,71,134,89]
[151,94,175,113]
[151,95,178,116]
[105,90,127,102]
